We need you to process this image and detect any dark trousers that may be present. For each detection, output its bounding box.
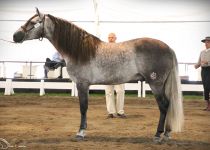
[44,58,66,78]
[201,67,210,101]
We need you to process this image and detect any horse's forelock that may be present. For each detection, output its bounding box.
[47,14,101,64]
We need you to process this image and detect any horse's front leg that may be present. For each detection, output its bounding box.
[76,82,89,140]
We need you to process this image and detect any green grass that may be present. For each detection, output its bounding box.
[140,93,203,100]
[183,95,203,100]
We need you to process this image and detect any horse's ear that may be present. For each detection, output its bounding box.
[35,7,44,20]
[36,7,40,16]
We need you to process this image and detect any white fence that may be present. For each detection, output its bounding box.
[0,79,203,97]
[0,61,203,97]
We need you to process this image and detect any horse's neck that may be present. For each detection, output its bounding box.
[44,16,55,43]
[43,16,65,57]
[43,15,100,63]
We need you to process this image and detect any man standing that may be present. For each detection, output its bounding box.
[194,37,210,111]
[105,33,126,118]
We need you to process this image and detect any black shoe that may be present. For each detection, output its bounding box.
[117,113,126,118]
[106,114,115,119]
[57,76,62,79]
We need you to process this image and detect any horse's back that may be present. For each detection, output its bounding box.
[68,37,177,85]
[127,38,176,83]
[132,37,174,63]
[107,37,175,62]
[91,38,175,84]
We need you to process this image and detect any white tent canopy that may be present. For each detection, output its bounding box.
[0,0,210,62]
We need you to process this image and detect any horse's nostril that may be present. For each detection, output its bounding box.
[13,31,25,42]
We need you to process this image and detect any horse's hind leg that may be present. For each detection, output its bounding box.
[75,82,89,140]
[162,122,171,141]
[153,92,169,143]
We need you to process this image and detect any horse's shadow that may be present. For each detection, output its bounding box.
[79,136,210,146]
[26,135,210,147]
[83,135,152,144]
[26,136,152,145]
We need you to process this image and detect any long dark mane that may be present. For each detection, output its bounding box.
[47,14,101,64]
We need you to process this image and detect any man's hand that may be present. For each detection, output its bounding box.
[201,60,208,65]
[194,64,200,69]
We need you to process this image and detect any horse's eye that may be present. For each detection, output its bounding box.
[30,21,36,24]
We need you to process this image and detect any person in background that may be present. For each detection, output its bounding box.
[105,32,126,118]
[44,51,66,78]
[194,36,210,111]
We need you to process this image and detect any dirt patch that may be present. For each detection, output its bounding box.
[0,95,210,150]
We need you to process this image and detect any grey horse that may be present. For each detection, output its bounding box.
[13,8,184,143]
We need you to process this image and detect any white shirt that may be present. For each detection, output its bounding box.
[52,52,63,62]
[198,48,210,67]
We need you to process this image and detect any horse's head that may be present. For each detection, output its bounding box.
[13,8,45,43]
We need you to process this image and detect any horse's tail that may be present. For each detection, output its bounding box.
[165,50,184,132]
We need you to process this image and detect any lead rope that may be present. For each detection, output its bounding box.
[0,38,16,43]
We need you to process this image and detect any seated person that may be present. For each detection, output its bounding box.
[44,52,66,78]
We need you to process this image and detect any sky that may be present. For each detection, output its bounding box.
[0,0,210,79]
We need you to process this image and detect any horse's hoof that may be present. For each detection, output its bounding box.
[75,135,85,141]
[153,136,162,144]
[75,129,86,141]
[162,135,171,142]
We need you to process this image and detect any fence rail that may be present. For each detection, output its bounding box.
[0,61,203,97]
[0,61,45,79]
[0,78,203,97]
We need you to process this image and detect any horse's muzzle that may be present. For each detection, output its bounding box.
[13,30,25,43]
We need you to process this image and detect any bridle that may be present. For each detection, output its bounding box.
[20,14,46,41]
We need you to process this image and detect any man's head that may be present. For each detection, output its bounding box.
[108,33,117,43]
[201,37,210,49]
